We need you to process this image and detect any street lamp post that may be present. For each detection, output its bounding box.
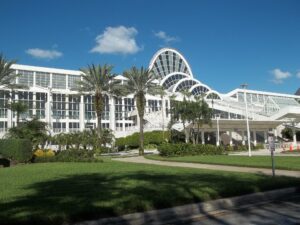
[241,84,252,157]
[216,114,220,146]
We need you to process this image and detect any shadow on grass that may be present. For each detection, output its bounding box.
[0,171,299,225]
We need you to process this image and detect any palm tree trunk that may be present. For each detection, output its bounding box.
[139,114,144,156]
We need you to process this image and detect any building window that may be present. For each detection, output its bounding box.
[52,94,66,119]
[68,75,80,90]
[69,95,80,119]
[102,95,109,120]
[36,92,47,119]
[17,70,34,86]
[84,95,96,120]
[69,122,80,132]
[0,91,9,118]
[116,122,123,131]
[53,122,66,133]
[0,121,7,133]
[36,72,50,87]
[115,97,123,120]
[52,74,66,89]
[18,91,33,118]
[124,98,134,120]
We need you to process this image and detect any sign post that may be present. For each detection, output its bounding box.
[268,134,276,177]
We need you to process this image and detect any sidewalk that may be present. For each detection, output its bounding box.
[113,156,300,178]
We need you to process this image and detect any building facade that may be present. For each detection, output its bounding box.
[1,48,300,145]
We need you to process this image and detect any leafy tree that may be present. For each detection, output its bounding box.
[6,118,48,149]
[78,64,119,144]
[122,67,157,155]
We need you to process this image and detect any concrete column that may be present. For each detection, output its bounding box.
[242,130,245,145]
[264,130,268,144]
[65,94,69,133]
[32,92,36,118]
[293,126,297,145]
[79,95,85,131]
[7,91,12,129]
[229,130,233,146]
[253,130,257,146]
[216,131,220,146]
[201,131,205,144]
[109,96,115,131]
[274,129,278,142]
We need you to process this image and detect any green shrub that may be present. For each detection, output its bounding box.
[158,143,225,157]
[0,139,33,163]
[115,131,170,150]
[34,148,103,163]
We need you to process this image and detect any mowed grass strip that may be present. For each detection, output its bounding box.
[146,155,300,171]
[0,161,300,225]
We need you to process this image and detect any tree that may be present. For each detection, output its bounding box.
[6,118,48,149]
[122,67,157,155]
[8,101,28,125]
[0,54,18,88]
[192,96,212,144]
[78,64,119,145]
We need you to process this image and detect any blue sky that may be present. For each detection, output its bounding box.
[0,0,300,94]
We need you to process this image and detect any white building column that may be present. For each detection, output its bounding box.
[242,130,245,145]
[201,130,205,144]
[7,90,12,129]
[229,130,233,146]
[216,131,220,146]
[253,130,257,146]
[46,89,52,134]
[32,92,36,118]
[79,95,85,131]
[65,94,69,133]
[109,96,115,131]
[264,130,268,144]
[293,126,297,145]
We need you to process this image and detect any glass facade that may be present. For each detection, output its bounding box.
[52,74,66,89]
[18,70,34,86]
[36,72,50,87]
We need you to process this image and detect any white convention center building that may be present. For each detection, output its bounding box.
[1,48,300,146]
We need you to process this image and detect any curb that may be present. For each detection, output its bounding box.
[73,187,299,225]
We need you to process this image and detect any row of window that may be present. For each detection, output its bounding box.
[16,70,81,89]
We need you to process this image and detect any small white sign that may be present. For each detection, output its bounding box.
[268,136,275,151]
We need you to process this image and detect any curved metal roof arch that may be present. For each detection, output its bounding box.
[149,48,194,78]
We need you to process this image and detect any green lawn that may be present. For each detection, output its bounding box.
[145,155,300,170]
[1,161,300,225]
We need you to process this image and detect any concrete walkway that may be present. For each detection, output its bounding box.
[113,156,300,178]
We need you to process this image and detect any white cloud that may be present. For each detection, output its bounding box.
[296,71,300,78]
[154,31,179,43]
[26,48,62,59]
[270,68,291,84]
[90,26,141,54]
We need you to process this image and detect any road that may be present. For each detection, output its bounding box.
[171,194,300,225]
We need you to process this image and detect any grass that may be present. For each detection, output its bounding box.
[145,155,300,171]
[1,160,300,225]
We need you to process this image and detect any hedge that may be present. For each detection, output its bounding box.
[115,130,170,149]
[0,139,33,163]
[158,143,225,157]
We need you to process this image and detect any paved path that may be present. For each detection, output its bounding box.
[113,156,300,178]
[172,193,300,225]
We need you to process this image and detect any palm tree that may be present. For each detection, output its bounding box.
[8,101,28,125]
[0,54,18,88]
[122,67,157,156]
[78,64,119,142]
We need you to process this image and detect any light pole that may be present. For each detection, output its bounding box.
[241,84,252,157]
[216,114,220,146]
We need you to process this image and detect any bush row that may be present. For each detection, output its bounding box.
[115,130,170,150]
[34,148,102,163]
[158,143,226,157]
[0,139,32,163]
